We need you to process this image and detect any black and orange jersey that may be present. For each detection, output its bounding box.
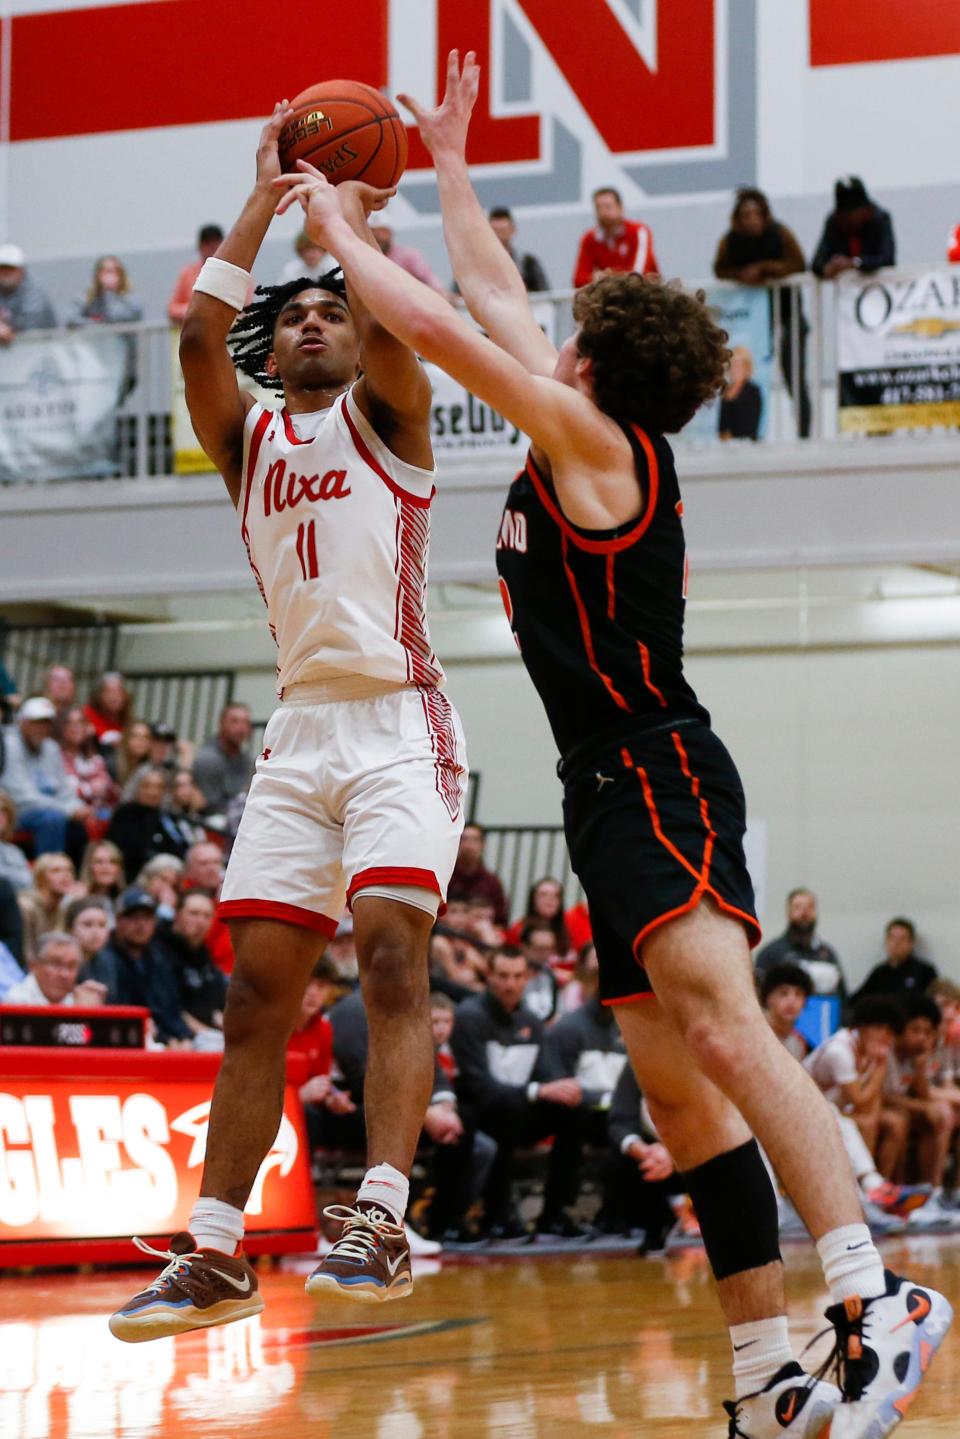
[495,424,709,758]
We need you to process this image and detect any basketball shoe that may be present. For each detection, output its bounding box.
[723,1362,841,1437]
[305,1203,413,1302]
[109,1233,263,1342]
[864,1183,930,1219]
[818,1269,953,1438]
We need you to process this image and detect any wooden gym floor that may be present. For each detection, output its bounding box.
[1,1236,957,1437]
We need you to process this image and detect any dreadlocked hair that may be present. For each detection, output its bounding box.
[228,269,348,392]
[573,272,730,434]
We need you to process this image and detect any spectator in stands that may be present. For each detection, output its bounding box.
[168,225,223,324]
[713,186,811,437]
[121,721,180,800]
[431,992,457,1080]
[279,229,336,285]
[42,664,77,727]
[755,886,847,998]
[60,705,119,823]
[0,243,56,342]
[0,790,33,891]
[449,822,509,925]
[0,874,24,966]
[1,931,106,1008]
[520,919,560,1023]
[106,768,190,880]
[929,978,960,1088]
[451,946,586,1237]
[804,998,905,1178]
[114,720,153,790]
[156,890,227,1044]
[79,838,126,909]
[0,660,21,720]
[18,852,80,964]
[64,895,112,969]
[812,176,896,278]
[370,213,450,295]
[136,854,185,921]
[487,208,549,291]
[84,672,132,749]
[165,769,211,848]
[428,930,485,1000]
[882,994,956,1226]
[718,347,763,442]
[949,225,960,264]
[0,937,25,999]
[86,887,191,1044]
[558,940,597,1016]
[192,703,254,815]
[505,876,573,954]
[595,1063,678,1245]
[288,957,355,1146]
[182,841,233,974]
[572,187,659,289]
[0,696,90,858]
[67,255,142,328]
[760,962,813,1061]
[853,916,938,1005]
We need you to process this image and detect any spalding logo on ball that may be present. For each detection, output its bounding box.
[279,80,408,190]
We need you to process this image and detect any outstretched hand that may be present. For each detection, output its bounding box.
[398,48,480,159]
[257,100,295,190]
[273,162,396,244]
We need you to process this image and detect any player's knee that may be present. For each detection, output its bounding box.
[221,967,285,1044]
[680,1013,751,1089]
[360,936,426,1014]
[931,1102,953,1133]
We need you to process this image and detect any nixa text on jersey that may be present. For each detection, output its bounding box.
[263,457,352,516]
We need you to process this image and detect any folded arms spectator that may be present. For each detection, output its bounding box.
[812,176,896,278]
[572,187,659,289]
[0,243,57,344]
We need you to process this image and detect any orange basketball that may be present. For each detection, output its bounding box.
[278,80,408,190]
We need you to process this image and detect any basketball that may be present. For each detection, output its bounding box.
[278,80,408,190]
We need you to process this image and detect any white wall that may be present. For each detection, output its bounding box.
[439,642,960,990]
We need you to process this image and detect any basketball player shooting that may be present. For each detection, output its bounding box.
[270,53,951,1439]
[109,102,467,1341]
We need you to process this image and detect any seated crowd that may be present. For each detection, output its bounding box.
[1,667,957,1246]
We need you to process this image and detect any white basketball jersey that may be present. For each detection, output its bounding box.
[237,387,443,695]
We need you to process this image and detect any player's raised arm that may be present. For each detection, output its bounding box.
[179,102,292,503]
[274,167,609,478]
[335,182,435,471]
[399,51,558,378]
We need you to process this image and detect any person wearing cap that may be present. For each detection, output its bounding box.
[369,214,451,297]
[0,697,90,857]
[86,887,191,1044]
[811,177,896,279]
[0,243,57,343]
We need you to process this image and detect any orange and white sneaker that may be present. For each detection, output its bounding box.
[305,1203,413,1303]
[109,1232,263,1343]
[822,1269,953,1438]
[724,1362,841,1437]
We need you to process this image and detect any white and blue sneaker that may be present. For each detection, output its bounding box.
[822,1269,953,1438]
[724,1362,841,1437]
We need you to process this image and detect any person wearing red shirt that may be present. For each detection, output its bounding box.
[287,958,356,1145]
[572,187,659,289]
[948,225,960,264]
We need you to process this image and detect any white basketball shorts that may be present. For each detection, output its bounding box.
[219,686,468,937]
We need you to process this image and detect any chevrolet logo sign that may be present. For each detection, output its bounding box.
[891,318,960,339]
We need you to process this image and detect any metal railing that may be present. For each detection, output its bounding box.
[0,621,120,700]
[0,266,944,488]
[482,824,583,917]
[125,670,236,749]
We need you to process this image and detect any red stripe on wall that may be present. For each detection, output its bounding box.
[10,0,388,142]
[809,0,960,67]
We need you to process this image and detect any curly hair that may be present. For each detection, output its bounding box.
[228,270,348,392]
[572,272,729,434]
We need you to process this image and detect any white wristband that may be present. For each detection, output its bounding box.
[527,1082,540,1102]
[193,256,251,311]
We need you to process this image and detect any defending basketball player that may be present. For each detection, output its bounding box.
[109,103,467,1341]
[270,53,951,1439]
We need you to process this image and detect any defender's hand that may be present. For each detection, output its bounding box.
[398,49,480,160]
[273,162,348,243]
[337,179,398,217]
[257,100,295,190]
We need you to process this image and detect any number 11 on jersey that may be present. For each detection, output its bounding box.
[296,519,319,581]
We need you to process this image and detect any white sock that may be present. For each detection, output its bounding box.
[189,1197,245,1255]
[357,1163,409,1225]
[816,1223,886,1303]
[861,1170,885,1195]
[730,1316,794,1400]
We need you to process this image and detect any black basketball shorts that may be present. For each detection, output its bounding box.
[560,719,761,1006]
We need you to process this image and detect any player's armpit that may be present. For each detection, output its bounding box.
[352,334,434,470]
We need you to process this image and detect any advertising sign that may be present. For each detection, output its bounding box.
[683,286,774,444]
[837,270,960,433]
[0,333,129,481]
[0,1052,315,1258]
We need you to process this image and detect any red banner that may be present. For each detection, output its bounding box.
[0,1050,316,1262]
